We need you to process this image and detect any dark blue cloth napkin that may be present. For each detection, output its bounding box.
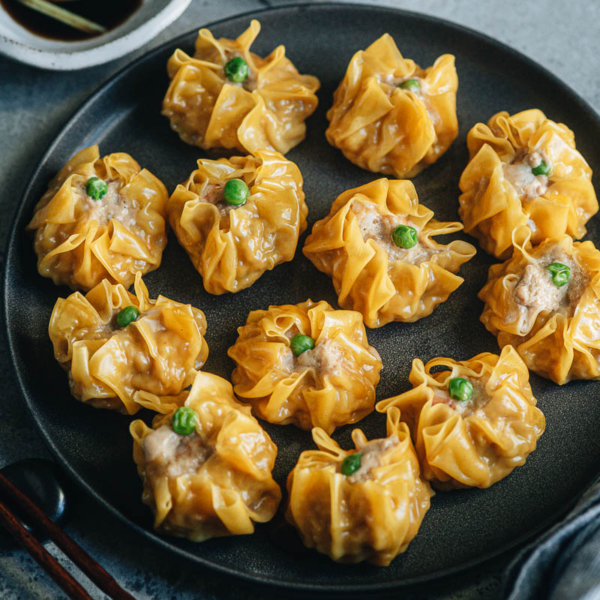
[504,476,600,599]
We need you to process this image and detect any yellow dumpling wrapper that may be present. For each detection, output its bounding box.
[479,232,600,384]
[285,407,433,566]
[377,346,545,489]
[49,273,208,415]
[167,150,308,295]
[459,109,597,259]
[162,19,320,154]
[130,371,281,542]
[27,145,168,291]
[227,299,382,434]
[326,33,458,178]
[303,178,476,328]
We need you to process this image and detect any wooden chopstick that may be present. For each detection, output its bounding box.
[0,497,92,599]
[16,0,107,34]
[0,472,135,600]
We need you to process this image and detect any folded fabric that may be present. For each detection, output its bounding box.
[504,476,600,599]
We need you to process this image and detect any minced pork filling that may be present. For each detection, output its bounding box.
[342,436,400,483]
[502,150,550,201]
[81,180,140,229]
[432,376,489,416]
[291,339,347,379]
[511,244,588,334]
[199,183,236,217]
[352,203,440,265]
[143,425,211,478]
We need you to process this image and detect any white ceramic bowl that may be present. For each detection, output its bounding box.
[0,0,191,70]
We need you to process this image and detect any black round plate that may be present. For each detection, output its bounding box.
[5,3,600,595]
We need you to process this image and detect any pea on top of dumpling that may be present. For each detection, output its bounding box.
[286,407,433,565]
[49,274,208,415]
[228,299,382,434]
[479,232,600,384]
[459,109,597,259]
[303,179,476,328]
[166,150,307,295]
[27,145,168,291]
[162,19,320,155]
[377,346,545,489]
[131,371,281,542]
[326,33,458,178]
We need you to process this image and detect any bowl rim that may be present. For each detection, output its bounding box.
[0,0,191,70]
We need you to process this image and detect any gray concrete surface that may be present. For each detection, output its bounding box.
[1,0,599,598]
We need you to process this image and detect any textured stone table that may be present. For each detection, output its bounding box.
[1,1,598,598]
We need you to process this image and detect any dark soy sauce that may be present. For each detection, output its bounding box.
[0,0,142,41]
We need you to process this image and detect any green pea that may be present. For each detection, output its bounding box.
[116,306,140,328]
[85,177,108,200]
[392,224,418,249]
[223,179,249,207]
[399,78,420,92]
[531,160,552,176]
[172,407,197,436]
[448,377,473,402]
[290,334,315,357]
[341,453,362,476]
[224,57,249,83]
[547,262,571,287]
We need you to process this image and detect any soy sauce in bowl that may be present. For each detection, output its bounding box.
[0,0,142,41]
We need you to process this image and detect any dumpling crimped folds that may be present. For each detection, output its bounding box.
[162,19,320,154]
[167,150,307,295]
[377,346,545,489]
[27,145,168,291]
[285,407,433,565]
[326,34,458,177]
[459,109,597,259]
[49,274,208,415]
[479,232,600,384]
[303,179,476,328]
[130,371,281,542]
[227,299,382,434]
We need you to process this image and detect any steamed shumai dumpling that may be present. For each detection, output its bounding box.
[166,150,307,295]
[326,34,458,178]
[27,145,168,291]
[303,179,476,328]
[131,371,281,542]
[285,407,433,565]
[162,19,320,154]
[377,346,545,490]
[49,274,208,415]
[479,232,600,385]
[227,299,382,434]
[459,109,597,259]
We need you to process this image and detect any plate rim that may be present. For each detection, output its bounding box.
[4,2,600,593]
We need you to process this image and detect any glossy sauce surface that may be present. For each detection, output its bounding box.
[0,0,141,41]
